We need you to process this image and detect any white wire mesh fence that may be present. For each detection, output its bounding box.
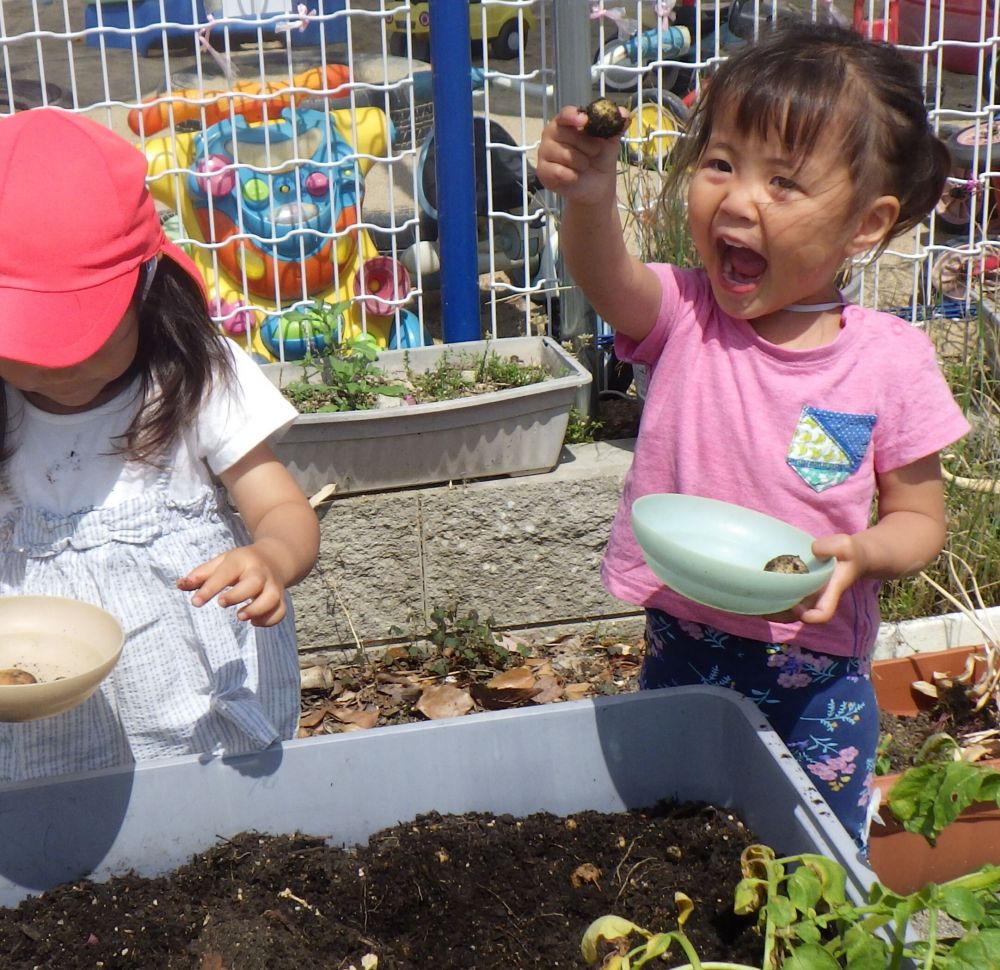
[1,1,998,367]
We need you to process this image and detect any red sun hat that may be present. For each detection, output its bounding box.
[0,108,204,369]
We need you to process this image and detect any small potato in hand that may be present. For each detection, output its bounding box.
[0,667,37,685]
[581,98,628,139]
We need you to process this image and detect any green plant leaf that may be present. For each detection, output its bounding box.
[797,855,847,907]
[637,933,679,960]
[841,922,890,961]
[791,920,822,945]
[914,731,962,765]
[841,931,891,969]
[766,894,797,929]
[733,878,765,915]
[888,760,1000,844]
[782,941,841,969]
[942,885,987,923]
[946,928,1000,966]
[787,866,822,912]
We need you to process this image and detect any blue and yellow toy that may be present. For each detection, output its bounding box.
[143,102,421,359]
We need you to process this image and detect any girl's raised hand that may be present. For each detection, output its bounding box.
[536,104,628,205]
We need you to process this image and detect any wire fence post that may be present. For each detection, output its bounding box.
[428,0,481,344]
[552,0,599,412]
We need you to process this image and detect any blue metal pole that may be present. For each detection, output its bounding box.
[428,0,481,343]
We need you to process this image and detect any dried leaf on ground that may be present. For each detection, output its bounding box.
[415,684,475,720]
[469,682,541,710]
[487,666,536,690]
[531,674,564,705]
[329,706,380,729]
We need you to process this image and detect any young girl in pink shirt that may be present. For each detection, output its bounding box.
[537,21,969,844]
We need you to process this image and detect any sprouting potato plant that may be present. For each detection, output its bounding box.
[581,844,1000,969]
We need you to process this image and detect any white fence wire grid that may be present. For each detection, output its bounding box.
[1,0,998,366]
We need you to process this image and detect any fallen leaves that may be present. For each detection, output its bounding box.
[298,629,643,737]
[470,665,541,710]
[415,684,475,720]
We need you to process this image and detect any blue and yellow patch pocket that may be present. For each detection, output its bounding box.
[786,406,876,492]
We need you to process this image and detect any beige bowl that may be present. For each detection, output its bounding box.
[0,596,124,722]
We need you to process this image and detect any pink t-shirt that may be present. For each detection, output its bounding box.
[602,264,970,659]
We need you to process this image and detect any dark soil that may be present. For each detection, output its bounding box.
[877,682,999,773]
[595,393,643,441]
[0,802,764,970]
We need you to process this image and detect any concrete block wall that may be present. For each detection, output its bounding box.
[290,440,643,656]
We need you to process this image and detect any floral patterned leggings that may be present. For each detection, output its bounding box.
[641,609,878,847]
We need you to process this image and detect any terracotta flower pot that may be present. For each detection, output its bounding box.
[872,645,987,717]
[869,646,1000,895]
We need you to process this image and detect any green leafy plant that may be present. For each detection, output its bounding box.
[582,845,1000,969]
[271,298,351,351]
[564,407,603,444]
[280,333,407,413]
[420,603,529,675]
[885,733,1000,846]
[581,895,741,970]
[404,346,548,403]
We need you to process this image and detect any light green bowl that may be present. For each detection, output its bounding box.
[631,494,835,615]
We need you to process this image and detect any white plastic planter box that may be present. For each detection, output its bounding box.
[0,686,875,907]
[261,336,592,496]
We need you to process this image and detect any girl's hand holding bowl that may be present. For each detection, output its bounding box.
[631,494,836,616]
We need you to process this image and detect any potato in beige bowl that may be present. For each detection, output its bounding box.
[0,596,124,721]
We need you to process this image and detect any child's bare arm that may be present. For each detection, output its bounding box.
[178,443,321,626]
[796,453,947,624]
[536,105,661,342]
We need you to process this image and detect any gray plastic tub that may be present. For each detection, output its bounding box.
[0,686,876,908]
[262,335,592,496]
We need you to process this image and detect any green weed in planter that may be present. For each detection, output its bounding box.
[582,844,1000,969]
[271,298,350,353]
[404,346,548,402]
[280,333,407,413]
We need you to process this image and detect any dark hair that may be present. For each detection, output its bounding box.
[122,256,235,464]
[0,256,234,466]
[666,21,950,245]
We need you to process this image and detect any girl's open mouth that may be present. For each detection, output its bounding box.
[721,243,768,286]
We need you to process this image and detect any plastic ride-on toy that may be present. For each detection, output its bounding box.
[142,104,421,360]
[388,0,536,62]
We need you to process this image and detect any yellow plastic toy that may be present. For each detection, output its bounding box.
[143,103,419,359]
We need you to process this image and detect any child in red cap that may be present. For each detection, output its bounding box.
[0,109,320,780]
